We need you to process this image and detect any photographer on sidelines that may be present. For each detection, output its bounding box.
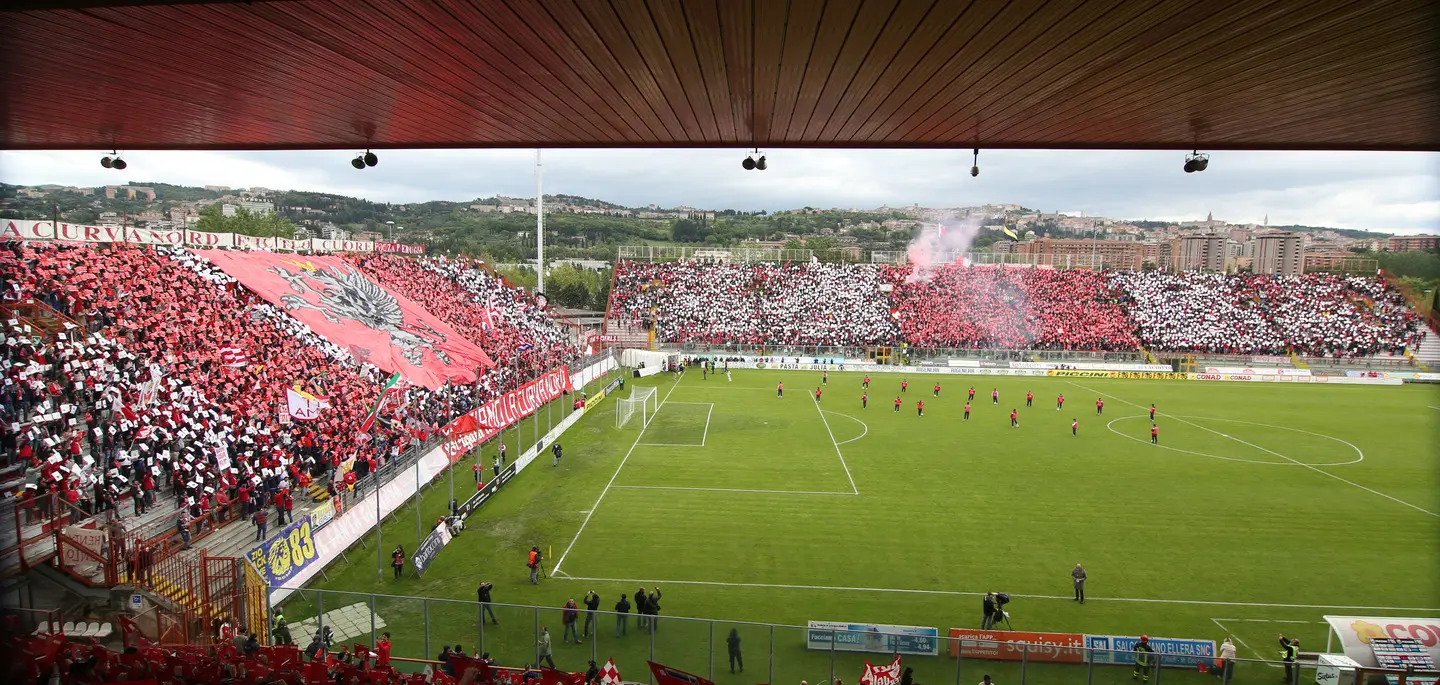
[981,593,997,630]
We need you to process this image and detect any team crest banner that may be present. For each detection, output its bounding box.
[198,251,493,390]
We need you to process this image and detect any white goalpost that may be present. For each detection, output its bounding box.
[616,386,659,429]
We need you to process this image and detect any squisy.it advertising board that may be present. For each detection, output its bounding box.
[948,629,1086,663]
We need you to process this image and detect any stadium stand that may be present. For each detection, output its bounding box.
[607,260,1423,359]
[0,244,576,580]
[885,264,1140,351]
[1108,271,1423,357]
[609,261,897,345]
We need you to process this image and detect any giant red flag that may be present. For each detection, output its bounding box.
[198,251,493,390]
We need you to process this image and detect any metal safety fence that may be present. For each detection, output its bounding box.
[268,590,1424,685]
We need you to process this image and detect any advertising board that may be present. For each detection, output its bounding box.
[1048,370,1188,380]
[1084,635,1215,668]
[807,621,940,656]
[411,525,453,578]
[246,519,320,594]
[947,628,1085,663]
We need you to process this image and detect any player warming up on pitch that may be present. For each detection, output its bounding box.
[861,392,869,409]
[1010,409,1019,428]
[916,400,925,417]
[1096,398,1105,415]
[991,388,999,405]
[814,387,822,403]
[901,379,909,394]
[1151,424,1159,444]
[963,402,971,421]
[1072,419,1078,436]
[968,386,976,402]
[893,396,902,413]
[1056,393,1065,411]
[776,381,783,399]
[933,382,941,397]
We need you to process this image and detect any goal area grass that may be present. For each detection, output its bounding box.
[286,369,1439,684]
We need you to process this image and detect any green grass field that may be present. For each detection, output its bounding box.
[286,369,1440,685]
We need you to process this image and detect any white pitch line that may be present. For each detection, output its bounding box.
[823,410,870,445]
[1210,619,1277,666]
[702,403,713,446]
[1069,381,1439,518]
[813,396,859,494]
[557,575,1440,612]
[636,442,705,447]
[610,485,856,496]
[551,377,684,576]
[1211,618,1325,624]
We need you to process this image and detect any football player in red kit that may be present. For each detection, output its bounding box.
[917,400,925,417]
[893,396,902,413]
[1010,409,1019,428]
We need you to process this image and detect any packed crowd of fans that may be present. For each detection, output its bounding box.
[0,244,578,550]
[884,264,1140,350]
[607,261,1424,357]
[609,261,897,345]
[1108,271,1423,356]
[348,254,578,397]
[5,626,537,685]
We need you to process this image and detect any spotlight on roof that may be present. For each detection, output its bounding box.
[351,155,366,170]
[742,156,756,171]
[755,155,767,171]
[1184,150,1209,173]
[100,156,113,169]
[970,148,980,177]
[363,151,379,167]
[110,157,127,170]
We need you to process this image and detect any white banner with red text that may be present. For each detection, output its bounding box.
[1,219,423,254]
[439,366,573,462]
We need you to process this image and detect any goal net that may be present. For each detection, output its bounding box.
[616,387,659,429]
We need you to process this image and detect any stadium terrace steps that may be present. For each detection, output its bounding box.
[1415,328,1440,368]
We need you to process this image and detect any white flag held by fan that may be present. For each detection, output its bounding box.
[285,387,330,421]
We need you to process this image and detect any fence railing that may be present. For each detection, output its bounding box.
[273,590,1419,685]
[653,344,1149,366]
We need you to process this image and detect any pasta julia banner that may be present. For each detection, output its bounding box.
[198,251,493,390]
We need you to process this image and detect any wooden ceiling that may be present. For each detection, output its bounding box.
[2,0,1436,151]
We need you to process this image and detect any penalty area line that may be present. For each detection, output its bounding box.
[610,484,856,496]
[551,375,684,577]
[555,576,1440,612]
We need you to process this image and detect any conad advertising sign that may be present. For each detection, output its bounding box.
[1323,616,1440,667]
[948,629,1086,663]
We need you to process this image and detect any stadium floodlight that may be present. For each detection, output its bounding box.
[364,150,379,167]
[351,155,366,170]
[970,148,980,177]
[742,155,756,170]
[1184,150,1209,173]
[616,387,659,429]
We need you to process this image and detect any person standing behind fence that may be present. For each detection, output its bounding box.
[1133,635,1155,683]
[582,591,600,638]
[1279,634,1300,683]
[1218,637,1236,683]
[536,627,555,668]
[614,593,630,636]
[647,587,662,633]
[1072,564,1087,603]
[477,581,498,624]
[391,545,405,579]
[727,628,743,673]
[633,587,649,630]
[562,599,581,643]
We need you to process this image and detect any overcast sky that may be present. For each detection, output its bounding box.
[2,148,1437,235]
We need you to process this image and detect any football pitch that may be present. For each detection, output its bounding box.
[290,369,1440,684]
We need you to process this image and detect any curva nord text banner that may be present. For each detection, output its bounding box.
[1,219,423,254]
[198,251,493,390]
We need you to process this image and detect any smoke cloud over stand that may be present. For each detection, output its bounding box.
[905,213,984,283]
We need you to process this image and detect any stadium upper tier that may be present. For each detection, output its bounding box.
[0,244,577,547]
[608,261,1423,357]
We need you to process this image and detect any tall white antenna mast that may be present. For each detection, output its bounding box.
[536,149,545,294]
